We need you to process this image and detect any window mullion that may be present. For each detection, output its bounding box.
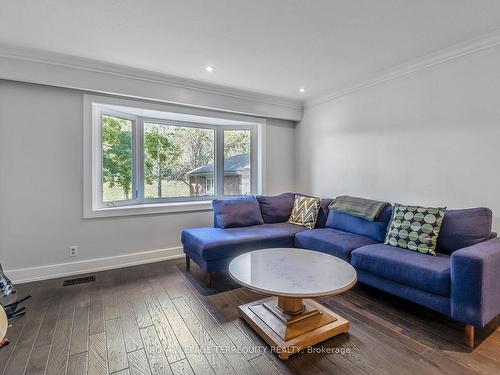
[216,127,225,197]
[251,126,258,195]
[135,118,145,202]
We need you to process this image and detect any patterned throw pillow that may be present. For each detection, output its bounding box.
[288,195,321,229]
[384,204,446,256]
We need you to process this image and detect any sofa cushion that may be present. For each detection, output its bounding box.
[256,193,295,223]
[295,228,378,262]
[213,196,263,228]
[326,204,392,242]
[356,270,451,316]
[351,243,451,297]
[384,204,446,256]
[288,195,321,229]
[181,223,307,261]
[437,207,493,254]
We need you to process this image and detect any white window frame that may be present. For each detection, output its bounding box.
[84,95,266,218]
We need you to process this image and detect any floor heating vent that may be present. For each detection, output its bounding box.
[62,275,96,286]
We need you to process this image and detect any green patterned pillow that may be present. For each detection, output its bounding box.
[384,204,446,256]
[288,195,320,229]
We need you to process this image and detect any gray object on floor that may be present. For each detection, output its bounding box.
[0,264,15,297]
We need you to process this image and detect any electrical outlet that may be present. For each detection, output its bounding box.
[69,246,78,257]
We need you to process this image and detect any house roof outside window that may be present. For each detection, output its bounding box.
[187,153,250,176]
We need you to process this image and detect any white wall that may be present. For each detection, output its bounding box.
[265,118,296,193]
[0,80,296,281]
[296,46,500,230]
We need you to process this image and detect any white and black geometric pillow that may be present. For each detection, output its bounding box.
[384,204,446,256]
[288,195,321,229]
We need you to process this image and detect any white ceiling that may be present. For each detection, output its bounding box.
[1,0,500,101]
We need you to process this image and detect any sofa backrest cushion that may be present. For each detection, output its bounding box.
[256,193,333,228]
[437,207,493,254]
[256,193,295,223]
[326,204,392,242]
[213,196,264,228]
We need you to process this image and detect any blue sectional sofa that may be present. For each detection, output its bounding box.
[181,193,500,347]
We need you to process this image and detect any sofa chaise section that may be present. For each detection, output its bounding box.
[182,222,307,272]
[182,193,310,287]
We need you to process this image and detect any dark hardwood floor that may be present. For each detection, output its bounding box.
[1,258,499,375]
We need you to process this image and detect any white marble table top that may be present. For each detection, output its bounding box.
[229,248,357,298]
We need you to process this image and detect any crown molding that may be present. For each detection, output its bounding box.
[306,29,500,108]
[3,28,500,117]
[0,44,302,121]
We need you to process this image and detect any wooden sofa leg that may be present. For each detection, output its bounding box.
[465,324,475,348]
[206,272,213,288]
[185,255,191,271]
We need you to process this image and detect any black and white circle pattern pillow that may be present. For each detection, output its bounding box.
[384,204,446,256]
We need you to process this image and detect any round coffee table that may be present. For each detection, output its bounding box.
[229,248,357,359]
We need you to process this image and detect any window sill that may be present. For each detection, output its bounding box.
[84,200,213,219]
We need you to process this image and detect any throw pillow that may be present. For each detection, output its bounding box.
[384,204,446,256]
[288,195,321,229]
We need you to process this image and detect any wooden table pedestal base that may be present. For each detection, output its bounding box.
[238,296,349,360]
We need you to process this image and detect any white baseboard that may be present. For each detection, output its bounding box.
[5,246,184,284]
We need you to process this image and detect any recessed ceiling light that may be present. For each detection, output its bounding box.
[205,65,214,73]
[299,87,305,93]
